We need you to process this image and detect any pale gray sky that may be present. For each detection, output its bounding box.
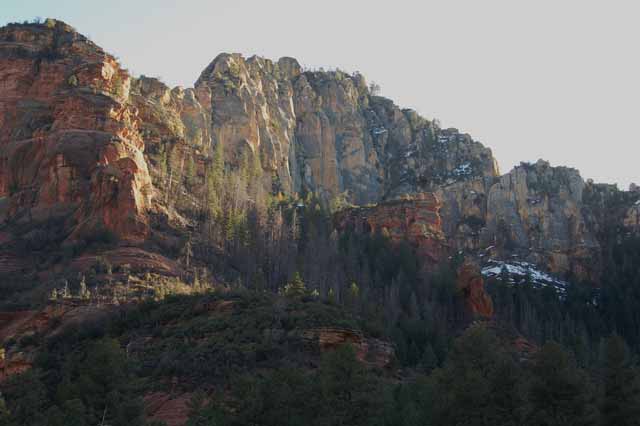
[3,0,638,187]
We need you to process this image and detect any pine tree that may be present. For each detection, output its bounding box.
[600,335,640,426]
[79,275,90,300]
[328,288,336,304]
[346,281,360,310]
[193,269,201,293]
[283,272,307,298]
[182,238,193,268]
[62,280,71,299]
[317,344,384,425]
[430,325,524,426]
[526,342,598,426]
[420,343,438,372]
[0,393,11,426]
[239,149,251,184]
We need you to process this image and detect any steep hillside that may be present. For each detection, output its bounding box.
[0,291,394,425]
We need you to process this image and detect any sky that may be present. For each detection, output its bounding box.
[2,0,638,188]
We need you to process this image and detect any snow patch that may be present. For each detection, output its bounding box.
[372,127,387,135]
[482,260,568,294]
[452,162,472,177]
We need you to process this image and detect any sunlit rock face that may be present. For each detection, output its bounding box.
[0,21,499,254]
[0,20,636,288]
[194,53,499,204]
[0,19,152,245]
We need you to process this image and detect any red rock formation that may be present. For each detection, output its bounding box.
[302,327,394,368]
[70,247,182,276]
[0,20,151,245]
[0,302,116,381]
[334,193,447,265]
[456,262,494,318]
[144,392,193,426]
[0,307,61,380]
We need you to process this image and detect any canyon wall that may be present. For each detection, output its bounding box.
[0,20,637,288]
[0,20,152,249]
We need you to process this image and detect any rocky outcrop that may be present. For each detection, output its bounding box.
[301,327,394,368]
[0,309,49,380]
[0,20,152,248]
[0,302,113,381]
[0,310,51,342]
[437,160,602,282]
[144,392,193,426]
[130,75,210,212]
[0,348,33,381]
[194,54,499,203]
[456,262,493,318]
[484,160,600,281]
[70,247,182,276]
[334,193,447,265]
[624,200,640,232]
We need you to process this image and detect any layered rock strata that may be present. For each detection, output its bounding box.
[334,193,447,265]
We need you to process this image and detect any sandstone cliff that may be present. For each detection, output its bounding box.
[437,160,605,282]
[334,193,446,266]
[0,19,636,292]
[0,20,152,245]
[0,20,501,286]
[193,53,499,203]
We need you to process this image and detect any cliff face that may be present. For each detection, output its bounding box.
[193,53,499,204]
[436,160,604,282]
[484,161,600,281]
[624,203,640,231]
[622,184,640,233]
[0,21,211,280]
[0,20,635,289]
[0,20,152,250]
[336,160,606,283]
[334,193,447,266]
